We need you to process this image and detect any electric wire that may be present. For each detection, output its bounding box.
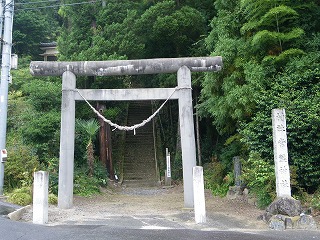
[15,0,60,5]
[15,0,102,11]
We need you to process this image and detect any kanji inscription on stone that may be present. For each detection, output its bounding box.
[278,154,287,163]
[276,124,286,132]
[272,109,291,197]
[278,138,287,148]
[279,179,290,188]
[279,165,289,173]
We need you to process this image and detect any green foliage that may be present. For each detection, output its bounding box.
[201,0,319,198]
[171,151,183,180]
[251,28,304,48]
[58,0,206,60]
[133,1,207,58]
[74,170,100,197]
[21,80,61,111]
[242,152,276,208]
[200,0,254,134]
[93,161,109,186]
[73,161,108,197]
[241,5,299,33]
[58,0,143,60]
[241,51,320,192]
[204,159,234,197]
[46,157,59,195]
[292,187,320,212]
[7,90,30,131]
[310,193,320,211]
[76,119,100,177]
[5,134,40,191]
[19,110,61,161]
[9,67,62,163]
[8,0,320,206]
[48,193,58,205]
[241,0,304,62]
[14,1,60,58]
[76,119,100,145]
[7,187,32,206]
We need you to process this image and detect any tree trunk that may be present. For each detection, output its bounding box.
[88,143,94,177]
[106,123,114,179]
[97,103,107,168]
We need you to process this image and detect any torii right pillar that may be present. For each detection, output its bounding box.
[178,66,197,208]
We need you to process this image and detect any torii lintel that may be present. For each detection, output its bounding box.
[30,56,222,76]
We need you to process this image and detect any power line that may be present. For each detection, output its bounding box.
[15,0,102,11]
[4,0,14,10]
[16,0,59,5]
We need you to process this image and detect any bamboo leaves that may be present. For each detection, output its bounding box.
[241,0,304,62]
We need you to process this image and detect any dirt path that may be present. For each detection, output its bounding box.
[21,184,269,230]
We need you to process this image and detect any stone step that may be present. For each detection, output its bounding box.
[124,172,155,178]
[122,179,159,187]
[122,101,158,187]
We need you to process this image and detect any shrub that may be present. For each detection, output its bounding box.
[48,193,58,205]
[311,195,320,211]
[242,152,276,208]
[5,134,40,191]
[73,170,100,197]
[73,161,108,197]
[7,187,32,206]
[46,157,59,195]
[204,159,234,197]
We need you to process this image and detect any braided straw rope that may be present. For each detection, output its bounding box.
[75,87,186,134]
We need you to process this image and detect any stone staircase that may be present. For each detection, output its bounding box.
[123,101,159,187]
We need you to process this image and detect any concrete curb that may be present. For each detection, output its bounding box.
[8,205,31,221]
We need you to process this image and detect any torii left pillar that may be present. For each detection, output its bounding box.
[58,71,76,209]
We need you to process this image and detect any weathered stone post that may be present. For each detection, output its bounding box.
[178,66,197,208]
[233,156,241,187]
[58,71,76,209]
[193,166,206,223]
[33,171,49,224]
[272,109,291,197]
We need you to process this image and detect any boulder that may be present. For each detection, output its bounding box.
[267,214,317,230]
[264,197,302,221]
[296,214,317,230]
[268,215,285,231]
[226,186,242,200]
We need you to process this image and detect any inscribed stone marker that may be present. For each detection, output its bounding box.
[272,109,291,197]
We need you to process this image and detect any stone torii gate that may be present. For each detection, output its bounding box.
[30,57,223,209]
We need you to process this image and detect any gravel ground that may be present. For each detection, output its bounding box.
[18,184,272,230]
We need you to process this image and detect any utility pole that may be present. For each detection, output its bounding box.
[0,0,14,195]
[0,1,4,54]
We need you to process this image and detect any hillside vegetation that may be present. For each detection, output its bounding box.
[5,0,320,209]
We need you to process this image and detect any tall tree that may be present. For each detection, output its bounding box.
[76,119,100,177]
[240,0,304,63]
[200,0,252,134]
[14,0,60,59]
[134,0,206,58]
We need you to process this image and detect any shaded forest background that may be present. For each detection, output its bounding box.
[5,0,320,208]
